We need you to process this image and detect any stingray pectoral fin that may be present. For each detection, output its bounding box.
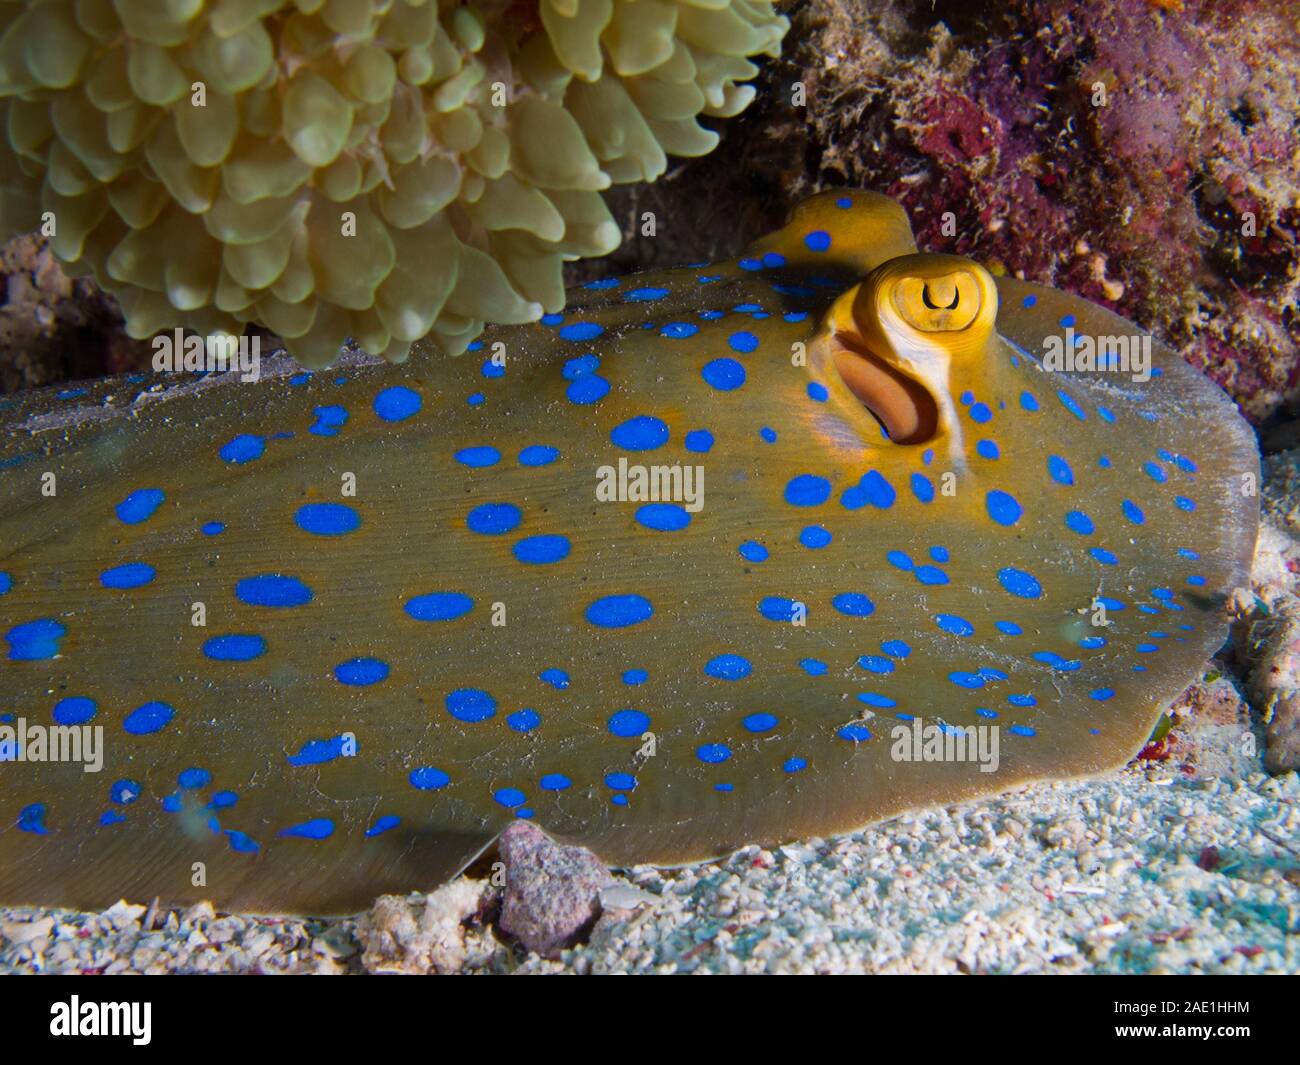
[0,796,498,915]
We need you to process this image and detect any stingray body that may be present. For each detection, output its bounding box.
[0,192,1258,914]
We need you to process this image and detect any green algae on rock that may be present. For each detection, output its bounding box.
[0,0,787,366]
[0,190,1259,914]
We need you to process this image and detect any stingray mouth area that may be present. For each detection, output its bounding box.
[828,332,939,446]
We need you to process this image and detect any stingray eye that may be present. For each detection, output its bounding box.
[893,271,982,332]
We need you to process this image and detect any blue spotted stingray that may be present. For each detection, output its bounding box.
[0,191,1259,914]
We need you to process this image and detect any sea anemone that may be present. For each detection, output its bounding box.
[0,0,786,365]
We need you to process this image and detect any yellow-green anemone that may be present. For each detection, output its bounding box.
[0,0,787,364]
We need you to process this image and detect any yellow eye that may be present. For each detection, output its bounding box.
[892,272,983,332]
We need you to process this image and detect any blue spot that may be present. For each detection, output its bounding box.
[1122,499,1145,525]
[1090,688,1115,701]
[1008,725,1036,738]
[1065,510,1094,535]
[446,688,496,723]
[949,671,985,689]
[910,473,935,503]
[236,574,313,607]
[203,634,265,661]
[785,474,831,507]
[887,550,913,571]
[539,668,569,690]
[567,375,610,404]
[178,767,211,789]
[1056,389,1087,420]
[1090,547,1118,565]
[480,358,504,378]
[559,322,604,342]
[116,488,165,524]
[519,445,559,466]
[607,709,650,737]
[586,594,654,628]
[685,429,713,453]
[882,640,911,657]
[838,724,872,742]
[513,535,571,564]
[996,621,1023,635]
[0,572,9,596]
[494,788,527,808]
[1143,462,1167,484]
[562,354,600,379]
[456,445,501,467]
[637,504,691,531]
[935,614,975,637]
[226,830,259,853]
[807,382,829,402]
[1047,456,1074,485]
[611,415,669,451]
[295,502,360,536]
[705,653,752,680]
[208,791,237,809]
[860,471,896,509]
[858,655,894,675]
[507,709,541,733]
[605,772,637,790]
[18,803,48,834]
[804,230,831,252]
[701,358,746,390]
[373,385,422,422]
[100,562,155,589]
[857,692,896,708]
[404,592,473,621]
[832,593,874,617]
[1007,694,1036,707]
[977,440,1000,460]
[1175,496,1196,512]
[739,541,768,563]
[800,525,831,549]
[467,502,522,535]
[743,713,778,733]
[997,567,1042,599]
[111,779,141,804]
[623,669,648,685]
[540,773,572,791]
[6,618,66,661]
[201,521,225,536]
[280,818,334,840]
[220,434,265,463]
[410,767,450,790]
[759,597,802,622]
[914,565,948,585]
[287,735,349,766]
[783,756,808,773]
[696,743,732,764]
[1020,391,1040,412]
[367,815,401,836]
[799,658,827,676]
[334,657,389,685]
[759,427,777,444]
[123,701,175,735]
[729,330,759,353]
[968,403,992,423]
[986,490,1023,526]
[660,322,698,339]
[53,697,96,725]
[626,286,669,302]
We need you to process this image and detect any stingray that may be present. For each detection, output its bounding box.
[0,191,1259,914]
